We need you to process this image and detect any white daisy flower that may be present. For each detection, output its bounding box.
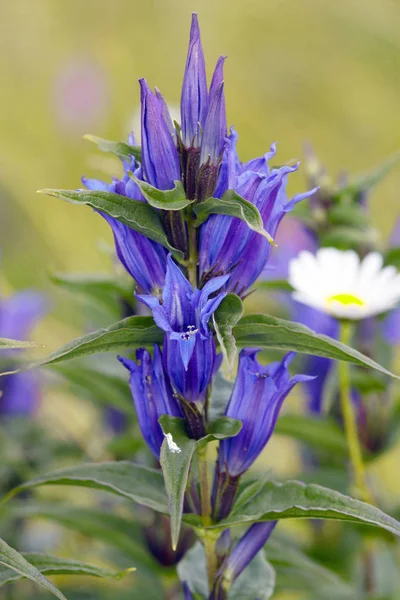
[288,248,400,320]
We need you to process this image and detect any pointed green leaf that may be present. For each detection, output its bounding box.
[38,189,183,259]
[84,134,142,162]
[11,503,153,568]
[233,314,399,378]
[255,280,294,293]
[213,293,244,373]
[193,190,276,245]
[228,553,275,599]
[50,272,133,314]
[159,416,242,549]
[54,363,132,414]
[0,338,41,350]
[0,538,67,599]
[178,541,275,600]
[159,417,196,551]
[333,152,400,200]
[131,176,192,211]
[0,553,134,587]
[214,480,400,537]
[0,316,163,376]
[275,414,348,457]
[265,537,359,599]
[2,461,168,514]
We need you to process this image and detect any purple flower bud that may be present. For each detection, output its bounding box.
[118,346,182,459]
[140,78,181,190]
[211,522,277,599]
[180,13,208,149]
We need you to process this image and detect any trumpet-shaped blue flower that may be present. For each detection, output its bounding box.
[0,291,47,416]
[199,129,316,295]
[138,255,227,372]
[118,345,182,459]
[83,150,168,295]
[218,350,312,477]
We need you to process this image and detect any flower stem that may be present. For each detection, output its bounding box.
[186,219,198,288]
[338,320,373,504]
[198,445,217,590]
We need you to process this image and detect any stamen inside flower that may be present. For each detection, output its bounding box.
[327,293,364,306]
[180,325,198,341]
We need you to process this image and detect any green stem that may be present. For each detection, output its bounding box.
[198,445,217,590]
[187,220,198,288]
[338,320,373,504]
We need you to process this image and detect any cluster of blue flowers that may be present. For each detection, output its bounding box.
[83,13,315,596]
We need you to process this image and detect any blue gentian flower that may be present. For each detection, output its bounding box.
[0,291,47,416]
[140,78,181,190]
[118,345,182,459]
[219,350,312,476]
[138,254,227,387]
[213,350,312,519]
[83,154,168,295]
[199,128,316,295]
[211,522,277,599]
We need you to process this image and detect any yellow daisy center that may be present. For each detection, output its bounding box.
[327,293,364,306]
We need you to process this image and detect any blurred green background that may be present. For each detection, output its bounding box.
[0,1,399,596]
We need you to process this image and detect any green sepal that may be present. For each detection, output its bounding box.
[130,175,192,211]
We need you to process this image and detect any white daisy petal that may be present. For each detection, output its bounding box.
[288,248,400,321]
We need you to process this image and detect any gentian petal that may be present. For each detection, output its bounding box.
[180,13,208,148]
[140,78,180,190]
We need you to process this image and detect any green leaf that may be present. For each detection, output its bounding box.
[265,537,359,599]
[11,503,152,568]
[213,293,244,373]
[131,176,192,211]
[275,414,348,457]
[0,538,67,599]
[50,272,132,318]
[232,314,399,379]
[1,316,163,376]
[0,337,41,350]
[328,204,370,228]
[159,417,196,552]
[178,541,275,600]
[2,461,168,514]
[0,552,134,587]
[193,189,276,245]
[333,152,400,200]
[159,416,242,549]
[38,189,183,259]
[228,553,275,600]
[177,542,208,598]
[84,134,142,162]
[255,280,294,293]
[214,480,400,537]
[321,226,377,250]
[54,362,132,414]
